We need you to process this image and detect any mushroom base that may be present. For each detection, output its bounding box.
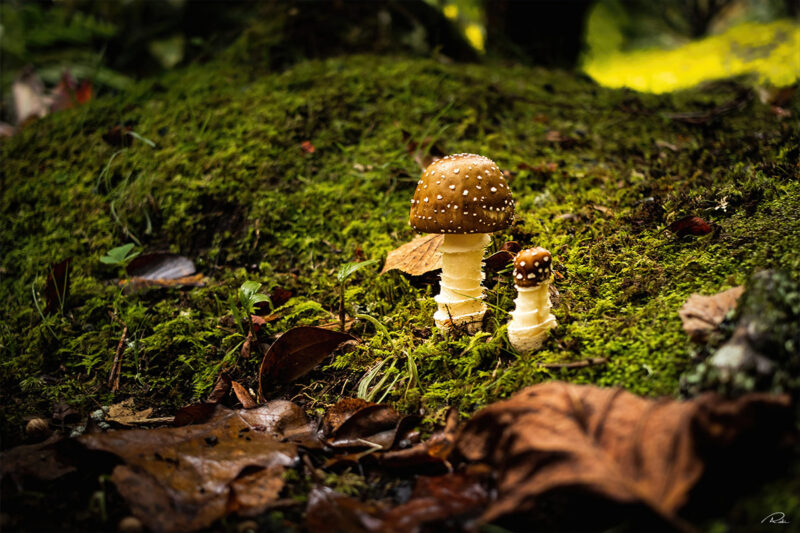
[434,233,491,332]
[508,282,557,352]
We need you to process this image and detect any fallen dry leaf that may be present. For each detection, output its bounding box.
[78,401,313,533]
[258,327,356,400]
[207,373,232,404]
[380,234,443,276]
[322,398,417,451]
[454,382,792,530]
[231,381,257,408]
[301,140,316,153]
[666,215,713,237]
[106,398,155,426]
[44,258,71,315]
[679,286,744,342]
[126,253,195,279]
[119,252,205,292]
[0,435,75,484]
[378,407,458,471]
[305,469,488,533]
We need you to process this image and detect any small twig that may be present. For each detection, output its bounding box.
[108,323,128,391]
[541,357,608,370]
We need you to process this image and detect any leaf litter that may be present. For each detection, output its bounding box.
[77,401,316,533]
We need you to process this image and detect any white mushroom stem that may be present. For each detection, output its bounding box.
[508,280,557,352]
[433,233,490,333]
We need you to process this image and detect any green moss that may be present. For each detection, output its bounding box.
[2,50,799,446]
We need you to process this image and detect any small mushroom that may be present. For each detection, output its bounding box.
[409,153,514,332]
[508,247,557,352]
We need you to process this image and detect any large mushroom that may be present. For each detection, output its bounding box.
[507,247,557,351]
[409,153,514,333]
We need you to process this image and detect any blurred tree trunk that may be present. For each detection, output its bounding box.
[484,0,594,68]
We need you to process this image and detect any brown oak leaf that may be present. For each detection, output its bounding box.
[380,234,443,276]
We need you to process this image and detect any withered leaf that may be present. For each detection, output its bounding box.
[455,382,792,530]
[305,469,488,533]
[258,327,356,400]
[121,253,204,292]
[380,234,443,276]
[231,381,257,408]
[378,407,458,470]
[206,373,232,404]
[173,403,217,427]
[484,250,514,272]
[106,398,164,426]
[667,215,713,237]
[44,258,71,315]
[679,286,744,342]
[0,435,75,484]
[322,398,416,451]
[78,402,312,533]
[126,253,195,279]
[301,140,316,153]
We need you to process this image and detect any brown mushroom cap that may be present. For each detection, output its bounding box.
[513,247,552,287]
[409,153,514,234]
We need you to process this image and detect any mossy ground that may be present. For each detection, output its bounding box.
[1,38,799,529]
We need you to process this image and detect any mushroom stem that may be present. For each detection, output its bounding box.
[508,281,557,352]
[434,233,490,332]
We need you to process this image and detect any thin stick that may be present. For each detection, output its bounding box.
[108,325,128,391]
[541,357,608,370]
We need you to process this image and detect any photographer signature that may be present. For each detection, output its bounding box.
[762,512,790,525]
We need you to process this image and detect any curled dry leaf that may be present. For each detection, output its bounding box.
[322,398,417,451]
[380,234,443,276]
[78,402,313,533]
[667,215,713,237]
[679,286,744,342]
[231,381,257,409]
[258,326,356,400]
[378,407,459,471]
[121,253,205,293]
[455,382,792,531]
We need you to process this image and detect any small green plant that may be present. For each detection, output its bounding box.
[336,259,379,331]
[228,280,270,335]
[238,281,271,315]
[100,243,140,266]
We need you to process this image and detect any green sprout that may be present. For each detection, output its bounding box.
[336,259,379,331]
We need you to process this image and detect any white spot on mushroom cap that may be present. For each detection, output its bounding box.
[527,273,535,279]
[516,273,523,279]
[437,194,443,200]
[520,261,526,266]
[463,190,469,196]
[449,185,455,190]
[490,187,497,193]
[453,168,460,174]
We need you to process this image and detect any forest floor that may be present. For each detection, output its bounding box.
[1,28,799,532]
